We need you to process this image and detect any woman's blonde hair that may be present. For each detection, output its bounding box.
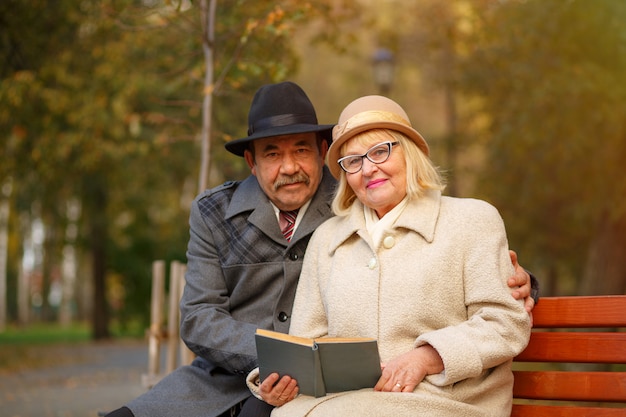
[331,129,446,216]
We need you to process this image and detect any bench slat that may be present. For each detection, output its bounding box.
[512,295,626,416]
[515,332,626,363]
[511,403,626,417]
[532,295,626,328]
[513,370,626,402]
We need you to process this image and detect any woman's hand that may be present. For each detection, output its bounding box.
[374,344,444,393]
[258,373,299,407]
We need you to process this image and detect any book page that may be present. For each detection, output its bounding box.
[255,328,315,347]
[315,336,377,344]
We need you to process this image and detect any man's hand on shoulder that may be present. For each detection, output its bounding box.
[507,250,539,326]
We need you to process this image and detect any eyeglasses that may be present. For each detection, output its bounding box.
[337,141,399,174]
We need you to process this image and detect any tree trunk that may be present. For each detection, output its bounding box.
[442,25,458,197]
[17,213,30,325]
[0,178,11,331]
[59,198,80,325]
[197,0,216,194]
[87,176,110,340]
[580,209,626,295]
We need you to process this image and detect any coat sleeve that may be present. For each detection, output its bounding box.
[179,196,258,375]
[415,200,531,386]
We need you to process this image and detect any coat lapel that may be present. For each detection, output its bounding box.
[226,175,284,244]
[291,167,335,243]
[328,189,442,253]
[394,189,441,243]
[224,167,336,246]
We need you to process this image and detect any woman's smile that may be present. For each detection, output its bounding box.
[366,178,388,189]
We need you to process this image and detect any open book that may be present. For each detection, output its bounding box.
[255,328,382,398]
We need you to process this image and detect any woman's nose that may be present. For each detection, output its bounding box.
[361,158,378,175]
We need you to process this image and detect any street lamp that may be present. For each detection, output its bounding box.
[371,48,394,95]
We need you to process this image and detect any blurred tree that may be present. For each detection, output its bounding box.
[0,0,358,337]
[458,0,626,295]
[397,0,466,196]
[1,0,89,324]
[289,0,626,296]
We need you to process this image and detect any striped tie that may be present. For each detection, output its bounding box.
[279,210,299,242]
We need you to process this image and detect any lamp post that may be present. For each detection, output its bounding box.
[371,48,394,95]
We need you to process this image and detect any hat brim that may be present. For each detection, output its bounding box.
[225,124,335,157]
[327,120,429,179]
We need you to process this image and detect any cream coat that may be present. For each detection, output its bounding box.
[273,190,531,417]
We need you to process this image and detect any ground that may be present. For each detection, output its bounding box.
[0,339,148,417]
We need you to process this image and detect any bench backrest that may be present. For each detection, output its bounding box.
[511,295,626,416]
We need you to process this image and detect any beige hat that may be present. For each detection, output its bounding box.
[327,95,429,178]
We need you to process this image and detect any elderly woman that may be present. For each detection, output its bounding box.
[255,96,531,416]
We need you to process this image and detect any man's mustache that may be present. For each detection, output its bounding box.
[274,173,310,191]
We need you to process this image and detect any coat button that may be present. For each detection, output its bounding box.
[368,257,377,269]
[278,312,289,322]
[289,252,299,261]
[383,236,395,249]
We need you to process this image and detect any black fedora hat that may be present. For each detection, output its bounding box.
[225,81,334,156]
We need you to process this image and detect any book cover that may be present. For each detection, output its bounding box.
[255,330,326,397]
[316,338,382,393]
[255,329,381,398]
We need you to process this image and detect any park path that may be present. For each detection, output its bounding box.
[0,339,148,417]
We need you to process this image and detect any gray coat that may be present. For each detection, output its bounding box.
[127,167,336,417]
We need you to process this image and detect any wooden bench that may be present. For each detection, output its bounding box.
[142,263,626,414]
[141,260,195,389]
[512,295,626,416]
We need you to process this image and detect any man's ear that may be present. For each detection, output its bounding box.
[319,138,329,160]
[244,149,256,175]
